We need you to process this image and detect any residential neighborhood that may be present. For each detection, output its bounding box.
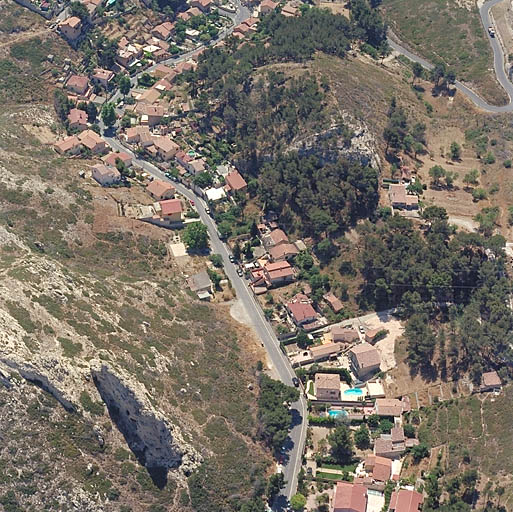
[8,0,510,509]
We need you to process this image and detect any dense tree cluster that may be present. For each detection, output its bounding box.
[383,97,426,158]
[358,212,513,379]
[257,375,299,452]
[257,153,378,238]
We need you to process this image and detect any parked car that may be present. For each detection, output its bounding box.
[205,207,211,215]
[237,268,243,277]
[229,255,235,263]
[359,325,365,334]
[292,377,299,387]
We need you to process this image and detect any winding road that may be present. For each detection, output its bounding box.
[104,136,307,509]
[100,3,305,507]
[388,0,513,113]
[97,0,513,503]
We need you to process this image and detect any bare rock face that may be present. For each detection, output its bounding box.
[90,362,201,485]
[289,113,381,169]
[0,358,76,412]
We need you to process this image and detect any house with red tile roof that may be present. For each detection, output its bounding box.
[54,135,81,155]
[263,260,295,287]
[66,75,89,96]
[102,152,133,168]
[333,481,367,512]
[374,398,405,418]
[59,16,82,41]
[263,228,288,249]
[364,455,392,482]
[146,179,175,200]
[286,301,318,326]
[225,170,247,193]
[190,0,212,11]
[158,198,183,222]
[153,137,179,161]
[136,104,165,126]
[388,489,423,512]
[324,292,343,313]
[481,370,501,392]
[331,326,359,343]
[78,130,107,154]
[153,63,174,79]
[268,243,299,262]
[92,164,121,186]
[389,184,418,210]
[152,21,175,40]
[67,108,88,131]
[91,68,115,88]
[175,150,193,168]
[349,342,381,380]
[260,0,278,14]
[314,373,340,400]
[187,158,207,174]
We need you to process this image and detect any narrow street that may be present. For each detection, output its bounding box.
[103,134,308,509]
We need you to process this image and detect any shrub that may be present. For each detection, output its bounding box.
[80,391,104,416]
[504,159,512,168]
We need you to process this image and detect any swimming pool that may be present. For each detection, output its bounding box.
[328,409,348,418]
[343,388,364,397]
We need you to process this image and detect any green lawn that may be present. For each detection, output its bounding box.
[382,0,507,104]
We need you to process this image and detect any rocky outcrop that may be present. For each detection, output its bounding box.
[288,114,381,169]
[91,362,201,483]
[0,358,76,411]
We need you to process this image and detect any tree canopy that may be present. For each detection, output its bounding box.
[183,222,209,251]
[258,375,299,452]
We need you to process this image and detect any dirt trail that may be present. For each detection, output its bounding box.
[0,28,50,49]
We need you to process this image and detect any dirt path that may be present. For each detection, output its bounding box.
[0,28,50,49]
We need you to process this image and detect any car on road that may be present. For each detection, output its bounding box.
[359,325,365,334]
[205,207,211,215]
[488,26,496,37]
[190,200,195,206]
[292,377,299,387]
[237,268,243,277]
[229,254,235,263]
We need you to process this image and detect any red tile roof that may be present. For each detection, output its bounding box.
[225,170,247,191]
[68,108,87,125]
[287,301,318,323]
[333,482,367,512]
[365,455,392,482]
[147,179,175,198]
[482,370,501,388]
[102,152,132,166]
[160,198,183,215]
[67,75,89,93]
[389,489,423,512]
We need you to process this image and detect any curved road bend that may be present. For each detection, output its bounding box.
[388,0,513,113]
[104,135,307,509]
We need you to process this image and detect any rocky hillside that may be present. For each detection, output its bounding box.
[0,106,269,512]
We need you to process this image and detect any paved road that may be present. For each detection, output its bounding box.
[104,135,307,508]
[388,0,513,113]
[101,4,297,506]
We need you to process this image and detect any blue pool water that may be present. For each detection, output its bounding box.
[343,388,364,397]
[328,409,348,418]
